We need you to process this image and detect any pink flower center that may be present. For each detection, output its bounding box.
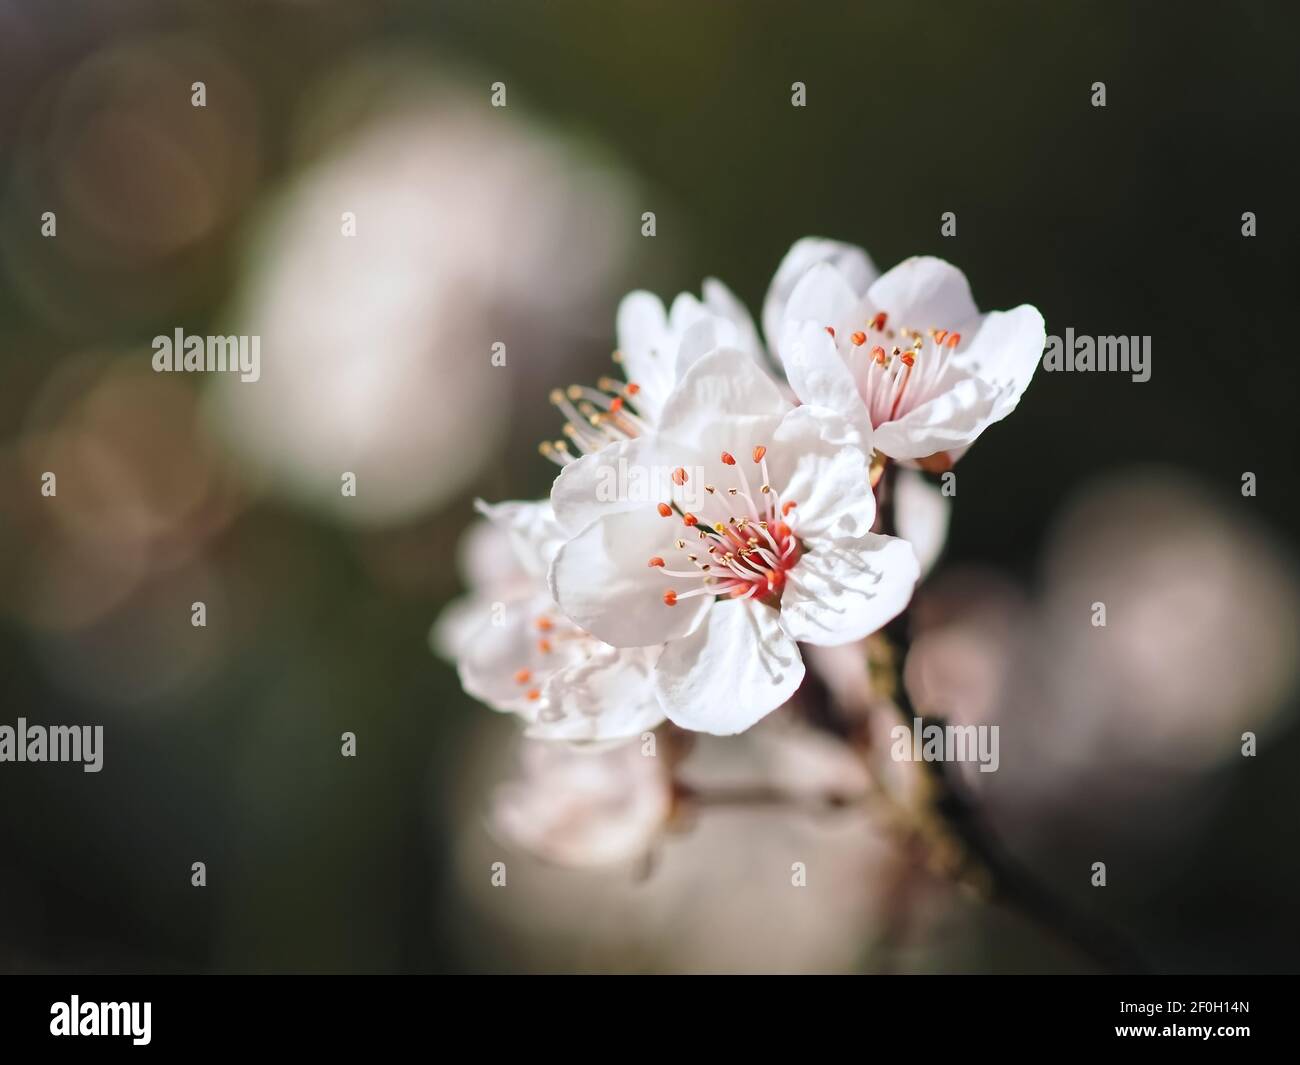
[654,446,802,610]
[830,313,963,427]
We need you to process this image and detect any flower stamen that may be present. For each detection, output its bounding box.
[652,445,803,609]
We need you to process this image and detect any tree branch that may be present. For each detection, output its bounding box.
[860,460,1152,972]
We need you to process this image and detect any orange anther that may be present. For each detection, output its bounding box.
[514,669,532,684]
[752,445,767,463]
[781,500,797,516]
[946,332,961,348]
[657,502,673,517]
[537,639,553,654]
[825,326,836,338]
[721,451,736,465]
[625,382,641,394]
[647,556,665,568]
[609,396,624,413]
[663,590,678,606]
[672,467,688,485]
[871,312,888,331]
[851,331,866,346]
[682,513,699,527]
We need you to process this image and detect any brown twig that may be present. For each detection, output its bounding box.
[862,461,1152,972]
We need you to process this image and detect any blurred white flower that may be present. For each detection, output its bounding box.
[904,472,1300,829]
[1038,471,1300,769]
[905,569,1028,735]
[204,64,633,525]
[430,499,563,663]
[804,642,875,717]
[740,710,872,802]
[491,738,672,868]
[433,499,664,742]
[894,468,951,578]
[457,711,918,972]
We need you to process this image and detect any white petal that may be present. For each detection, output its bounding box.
[530,644,666,742]
[454,515,515,593]
[617,283,771,424]
[894,469,951,578]
[866,256,979,329]
[779,319,871,426]
[430,593,488,661]
[473,497,565,578]
[457,591,559,714]
[766,404,877,540]
[763,238,877,355]
[667,285,762,358]
[615,290,678,420]
[655,599,804,735]
[549,507,712,647]
[656,345,790,456]
[673,316,729,379]
[491,740,670,867]
[950,304,1046,422]
[549,435,697,535]
[672,287,774,384]
[666,290,711,334]
[780,261,863,335]
[871,370,1003,460]
[782,533,919,645]
[702,277,765,361]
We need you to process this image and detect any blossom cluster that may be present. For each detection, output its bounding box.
[433,238,1045,864]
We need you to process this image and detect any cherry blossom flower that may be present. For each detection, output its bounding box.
[491,738,672,867]
[540,237,879,468]
[540,281,765,468]
[433,499,664,742]
[777,255,1045,466]
[549,347,919,735]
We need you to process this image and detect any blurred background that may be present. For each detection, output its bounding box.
[0,0,1297,973]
